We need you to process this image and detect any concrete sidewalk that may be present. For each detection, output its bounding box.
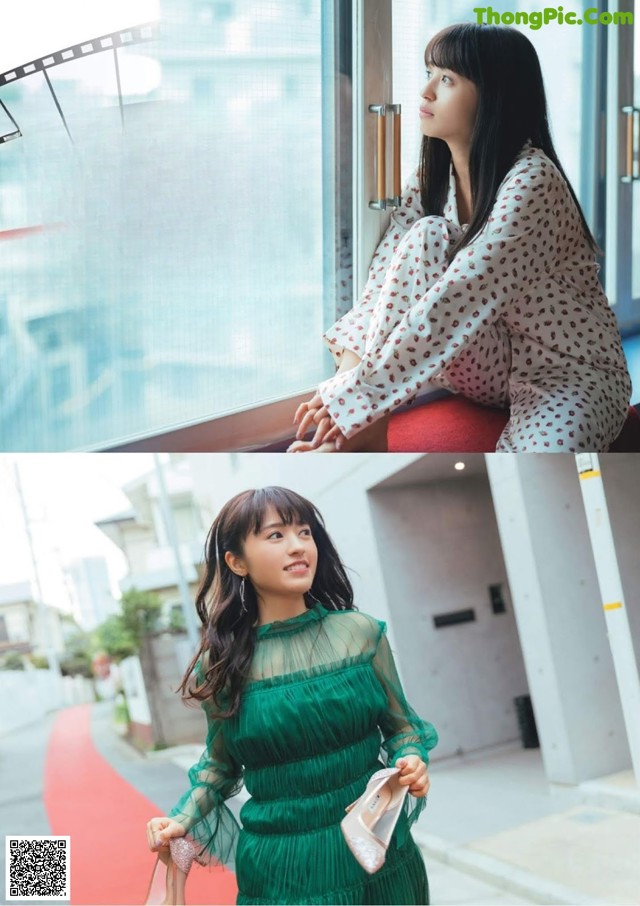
[411,742,640,906]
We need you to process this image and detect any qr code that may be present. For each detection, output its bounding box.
[6,837,70,901]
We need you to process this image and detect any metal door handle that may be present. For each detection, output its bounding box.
[368,103,401,209]
[621,106,639,182]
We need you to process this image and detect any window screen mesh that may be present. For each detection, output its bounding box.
[0,1,338,450]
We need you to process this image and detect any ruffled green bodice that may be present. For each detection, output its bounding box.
[168,603,438,904]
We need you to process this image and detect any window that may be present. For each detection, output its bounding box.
[0,1,351,451]
[4,2,632,452]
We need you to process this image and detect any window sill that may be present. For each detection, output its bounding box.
[99,390,314,452]
[99,386,452,453]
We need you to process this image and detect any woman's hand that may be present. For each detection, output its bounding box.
[293,393,346,448]
[146,816,186,852]
[293,392,326,439]
[395,756,430,798]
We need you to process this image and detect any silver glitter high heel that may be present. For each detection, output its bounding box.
[144,837,205,906]
[340,767,408,874]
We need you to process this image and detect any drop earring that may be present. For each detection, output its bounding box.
[240,576,247,613]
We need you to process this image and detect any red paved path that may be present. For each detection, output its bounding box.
[43,704,238,905]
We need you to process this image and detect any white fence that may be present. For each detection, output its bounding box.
[120,654,152,726]
[0,668,95,736]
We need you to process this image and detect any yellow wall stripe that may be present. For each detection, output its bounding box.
[579,470,602,480]
[603,602,623,611]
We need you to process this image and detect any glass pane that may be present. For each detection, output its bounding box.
[392,2,585,201]
[633,14,640,299]
[0,1,339,451]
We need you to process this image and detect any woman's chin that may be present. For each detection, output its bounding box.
[419,122,439,137]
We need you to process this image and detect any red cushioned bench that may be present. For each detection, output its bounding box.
[388,395,640,453]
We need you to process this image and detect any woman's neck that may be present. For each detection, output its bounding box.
[448,143,472,223]
[447,139,471,185]
[254,595,309,627]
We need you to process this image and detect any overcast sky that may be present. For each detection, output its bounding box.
[0,454,155,612]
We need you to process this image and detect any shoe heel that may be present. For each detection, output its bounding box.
[341,806,386,874]
[168,837,199,905]
[340,768,408,875]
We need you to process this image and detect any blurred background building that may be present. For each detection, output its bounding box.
[96,458,203,615]
[65,557,118,630]
[0,580,66,659]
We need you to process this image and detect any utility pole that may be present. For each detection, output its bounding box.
[152,454,199,651]
[575,453,640,784]
[13,460,63,703]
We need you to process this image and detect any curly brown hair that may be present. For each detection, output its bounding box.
[176,486,355,718]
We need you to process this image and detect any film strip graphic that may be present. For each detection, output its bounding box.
[0,22,159,145]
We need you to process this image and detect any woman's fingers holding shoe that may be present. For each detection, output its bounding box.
[146,817,185,851]
[396,757,430,797]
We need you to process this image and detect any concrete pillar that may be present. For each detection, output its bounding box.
[486,454,631,784]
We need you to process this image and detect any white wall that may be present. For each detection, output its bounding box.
[120,654,152,726]
[187,453,425,645]
[0,669,93,736]
[368,476,529,760]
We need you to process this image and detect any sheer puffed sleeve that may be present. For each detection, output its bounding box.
[167,673,244,869]
[372,623,438,844]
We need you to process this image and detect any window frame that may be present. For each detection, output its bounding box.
[605,0,638,332]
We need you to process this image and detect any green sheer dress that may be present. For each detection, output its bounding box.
[168,602,439,905]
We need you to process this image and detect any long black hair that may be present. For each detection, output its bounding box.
[177,486,355,718]
[419,23,599,261]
